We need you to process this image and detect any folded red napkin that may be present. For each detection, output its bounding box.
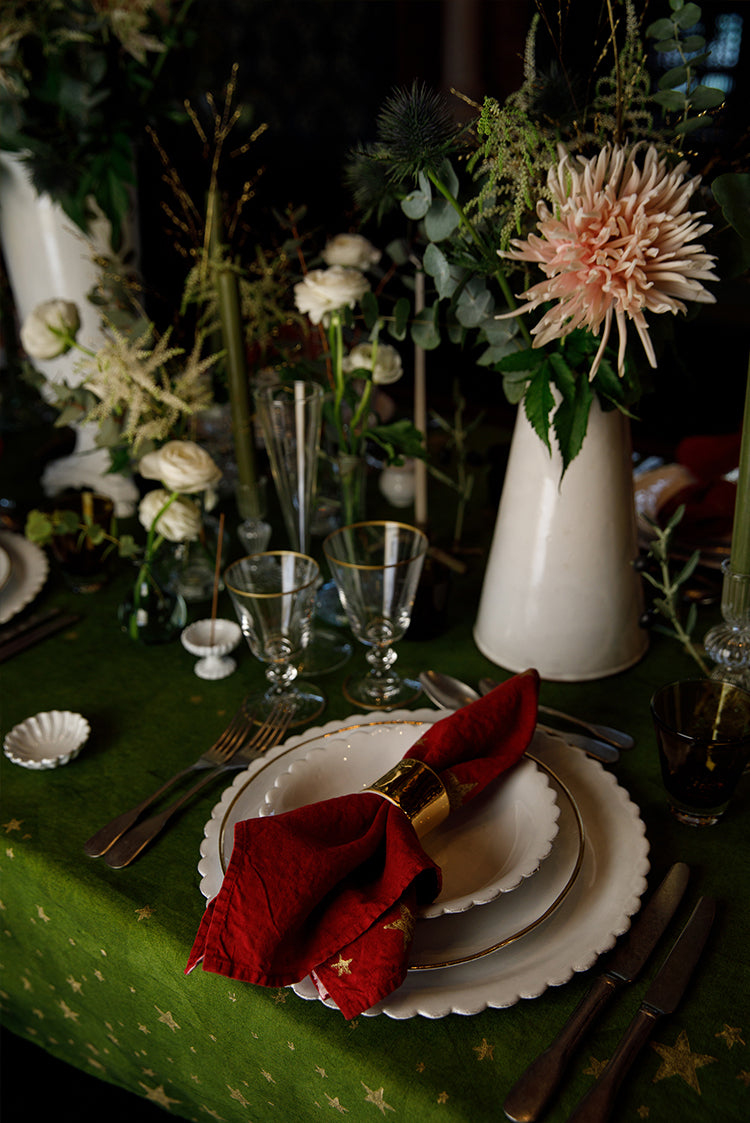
[186,670,540,1017]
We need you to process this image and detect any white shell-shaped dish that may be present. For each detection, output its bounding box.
[3,710,90,769]
[181,619,242,680]
[261,738,560,918]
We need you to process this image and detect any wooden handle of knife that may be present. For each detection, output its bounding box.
[503,976,618,1121]
[566,1009,657,1123]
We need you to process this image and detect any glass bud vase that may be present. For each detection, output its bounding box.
[119,557,187,644]
[704,561,750,689]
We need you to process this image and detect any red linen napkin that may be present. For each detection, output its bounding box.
[659,433,740,545]
[186,670,540,1018]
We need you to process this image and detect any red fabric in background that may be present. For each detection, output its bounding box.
[659,432,740,544]
[186,670,540,1018]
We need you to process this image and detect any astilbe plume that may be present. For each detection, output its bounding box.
[498,143,719,380]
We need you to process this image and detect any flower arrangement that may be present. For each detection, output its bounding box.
[291,231,425,523]
[346,0,748,473]
[26,438,222,640]
[0,0,194,240]
[20,295,216,476]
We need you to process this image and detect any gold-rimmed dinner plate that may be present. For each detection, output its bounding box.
[198,711,649,1019]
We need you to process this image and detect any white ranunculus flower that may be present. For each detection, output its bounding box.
[343,341,403,386]
[322,234,381,270]
[293,266,371,326]
[20,299,81,360]
[138,490,202,543]
[138,440,222,500]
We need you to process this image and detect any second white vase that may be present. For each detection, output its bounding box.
[474,398,647,681]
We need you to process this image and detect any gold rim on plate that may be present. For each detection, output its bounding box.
[216,720,586,972]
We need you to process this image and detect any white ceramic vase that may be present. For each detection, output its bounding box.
[474,397,648,681]
[0,152,139,515]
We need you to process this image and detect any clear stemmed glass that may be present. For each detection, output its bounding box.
[323,520,428,710]
[254,380,352,674]
[224,551,326,727]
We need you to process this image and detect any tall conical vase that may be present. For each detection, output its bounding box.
[474,397,648,681]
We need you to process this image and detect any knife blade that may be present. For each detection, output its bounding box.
[0,607,63,647]
[503,862,691,1122]
[566,896,715,1123]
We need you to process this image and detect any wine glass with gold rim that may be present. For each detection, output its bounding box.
[225,551,326,727]
[323,520,428,710]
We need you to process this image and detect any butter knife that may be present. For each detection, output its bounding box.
[503,862,691,1122]
[0,611,80,663]
[566,895,715,1123]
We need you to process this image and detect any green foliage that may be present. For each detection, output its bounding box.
[646,0,726,140]
[641,504,709,674]
[24,505,138,560]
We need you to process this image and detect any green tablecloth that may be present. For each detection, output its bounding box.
[1,554,748,1122]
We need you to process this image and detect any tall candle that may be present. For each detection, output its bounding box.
[730,362,750,574]
[413,271,428,529]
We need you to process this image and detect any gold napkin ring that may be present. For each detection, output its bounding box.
[364,758,449,839]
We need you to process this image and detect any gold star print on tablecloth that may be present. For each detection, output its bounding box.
[139,1082,180,1110]
[583,1056,609,1078]
[715,1024,745,1048]
[362,1083,395,1114]
[473,1038,494,1061]
[651,1030,717,1093]
[135,905,154,921]
[2,819,23,833]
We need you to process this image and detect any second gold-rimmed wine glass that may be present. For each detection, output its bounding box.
[225,551,326,727]
[323,520,428,710]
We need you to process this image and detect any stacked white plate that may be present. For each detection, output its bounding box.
[198,710,649,1019]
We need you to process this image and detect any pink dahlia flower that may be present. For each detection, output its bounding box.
[499,144,718,379]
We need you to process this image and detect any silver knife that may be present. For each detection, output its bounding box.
[566,895,715,1123]
[503,863,691,1122]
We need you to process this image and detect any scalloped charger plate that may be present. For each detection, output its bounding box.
[198,711,649,1019]
[0,530,49,625]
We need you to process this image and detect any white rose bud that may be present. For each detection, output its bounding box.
[343,341,403,386]
[322,234,381,270]
[20,299,81,360]
[293,266,371,326]
[138,440,222,498]
[138,490,202,543]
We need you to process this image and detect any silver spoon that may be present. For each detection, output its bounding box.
[477,677,634,750]
[419,670,620,765]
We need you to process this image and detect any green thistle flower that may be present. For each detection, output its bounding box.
[375,81,460,184]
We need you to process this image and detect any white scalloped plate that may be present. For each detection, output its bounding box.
[197,711,649,1019]
[0,544,11,593]
[261,740,560,918]
[0,531,49,625]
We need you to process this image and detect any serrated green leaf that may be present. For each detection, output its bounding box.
[497,347,545,373]
[689,84,726,109]
[552,373,594,474]
[659,65,689,89]
[548,350,577,400]
[524,365,555,452]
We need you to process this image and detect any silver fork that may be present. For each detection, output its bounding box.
[83,701,256,858]
[103,701,295,869]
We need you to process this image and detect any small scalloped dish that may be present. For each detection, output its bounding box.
[3,710,90,770]
[262,737,560,918]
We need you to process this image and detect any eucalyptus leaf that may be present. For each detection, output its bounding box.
[436,158,459,198]
[689,84,726,109]
[675,3,702,29]
[652,89,687,110]
[424,196,461,242]
[682,34,706,51]
[411,303,441,349]
[401,189,431,220]
[653,38,681,52]
[712,172,750,239]
[659,65,688,89]
[361,290,379,330]
[456,278,494,328]
[646,17,677,38]
[674,116,707,135]
[390,297,411,341]
[423,242,463,298]
[503,376,527,404]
